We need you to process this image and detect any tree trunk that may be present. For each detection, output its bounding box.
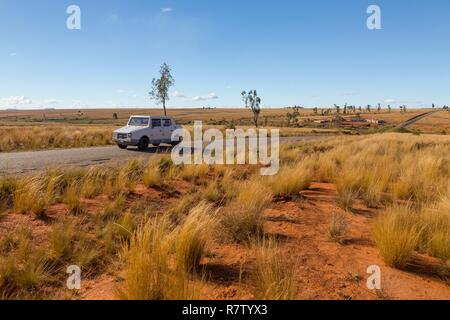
[254,113,259,128]
[163,100,167,116]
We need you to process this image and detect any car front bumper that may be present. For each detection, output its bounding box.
[114,138,140,146]
[113,134,140,146]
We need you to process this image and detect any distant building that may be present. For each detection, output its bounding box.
[367,119,386,125]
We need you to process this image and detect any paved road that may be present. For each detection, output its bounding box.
[398,111,438,128]
[0,135,332,175]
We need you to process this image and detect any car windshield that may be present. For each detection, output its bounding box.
[128,117,149,126]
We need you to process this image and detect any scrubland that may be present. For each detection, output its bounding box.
[0,132,450,300]
[1,108,447,152]
[0,125,115,152]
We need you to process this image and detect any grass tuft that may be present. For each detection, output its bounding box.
[222,180,272,242]
[268,162,312,198]
[175,203,217,273]
[373,206,421,268]
[251,239,297,300]
[328,212,349,244]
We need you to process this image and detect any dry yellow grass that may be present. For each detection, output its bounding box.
[13,178,48,217]
[175,203,218,273]
[336,177,358,212]
[119,216,173,300]
[328,212,349,244]
[2,130,450,299]
[0,177,17,211]
[373,206,422,268]
[373,200,450,267]
[251,239,297,300]
[202,180,223,204]
[50,219,74,260]
[63,183,85,215]
[119,215,199,300]
[314,133,450,208]
[80,168,107,198]
[268,161,312,198]
[222,179,272,242]
[180,164,209,182]
[167,193,203,224]
[0,230,48,299]
[0,125,114,152]
[410,111,450,134]
[142,165,163,188]
[418,198,450,261]
[100,193,126,222]
[0,108,447,152]
[297,133,450,268]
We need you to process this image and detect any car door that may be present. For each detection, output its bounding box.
[150,118,163,143]
[162,118,174,142]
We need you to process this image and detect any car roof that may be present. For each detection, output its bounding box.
[130,115,173,119]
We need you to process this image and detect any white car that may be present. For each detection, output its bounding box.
[113,115,182,150]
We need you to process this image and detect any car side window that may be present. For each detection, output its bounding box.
[163,119,172,127]
[151,119,162,127]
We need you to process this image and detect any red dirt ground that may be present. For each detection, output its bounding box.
[1,182,449,300]
[80,183,450,300]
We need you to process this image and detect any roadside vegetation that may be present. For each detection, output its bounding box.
[1,108,446,152]
[0,125,115,152]
[1,132,450,299]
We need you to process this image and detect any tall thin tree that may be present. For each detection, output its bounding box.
[242,90,262,128]
[149,63,175,116]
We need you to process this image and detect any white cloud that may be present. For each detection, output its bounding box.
[172,91,185,98]
[193,93,219,101]
[9,53,17,57]
[44,99,58,104]
[1,96,33,105]
[384,99,426,105]
[161,7,173,13]
[70,100,88,109]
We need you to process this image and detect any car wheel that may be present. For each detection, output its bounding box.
[118,144,128,150]
[138,137,149,151]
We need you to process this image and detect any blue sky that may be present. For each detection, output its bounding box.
[1,0,449,109]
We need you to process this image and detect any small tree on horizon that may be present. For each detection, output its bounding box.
[242,90,262,128]
[334,104,341,114]
[149,63,174,116]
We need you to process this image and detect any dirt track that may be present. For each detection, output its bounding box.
[398,111,439,128]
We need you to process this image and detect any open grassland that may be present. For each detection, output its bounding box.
[0,124,338,153]
[1,133,450,300]
[410,111,450,134]
[0,125,116,152]
[0,108,448,152]
[0,107,435,126]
